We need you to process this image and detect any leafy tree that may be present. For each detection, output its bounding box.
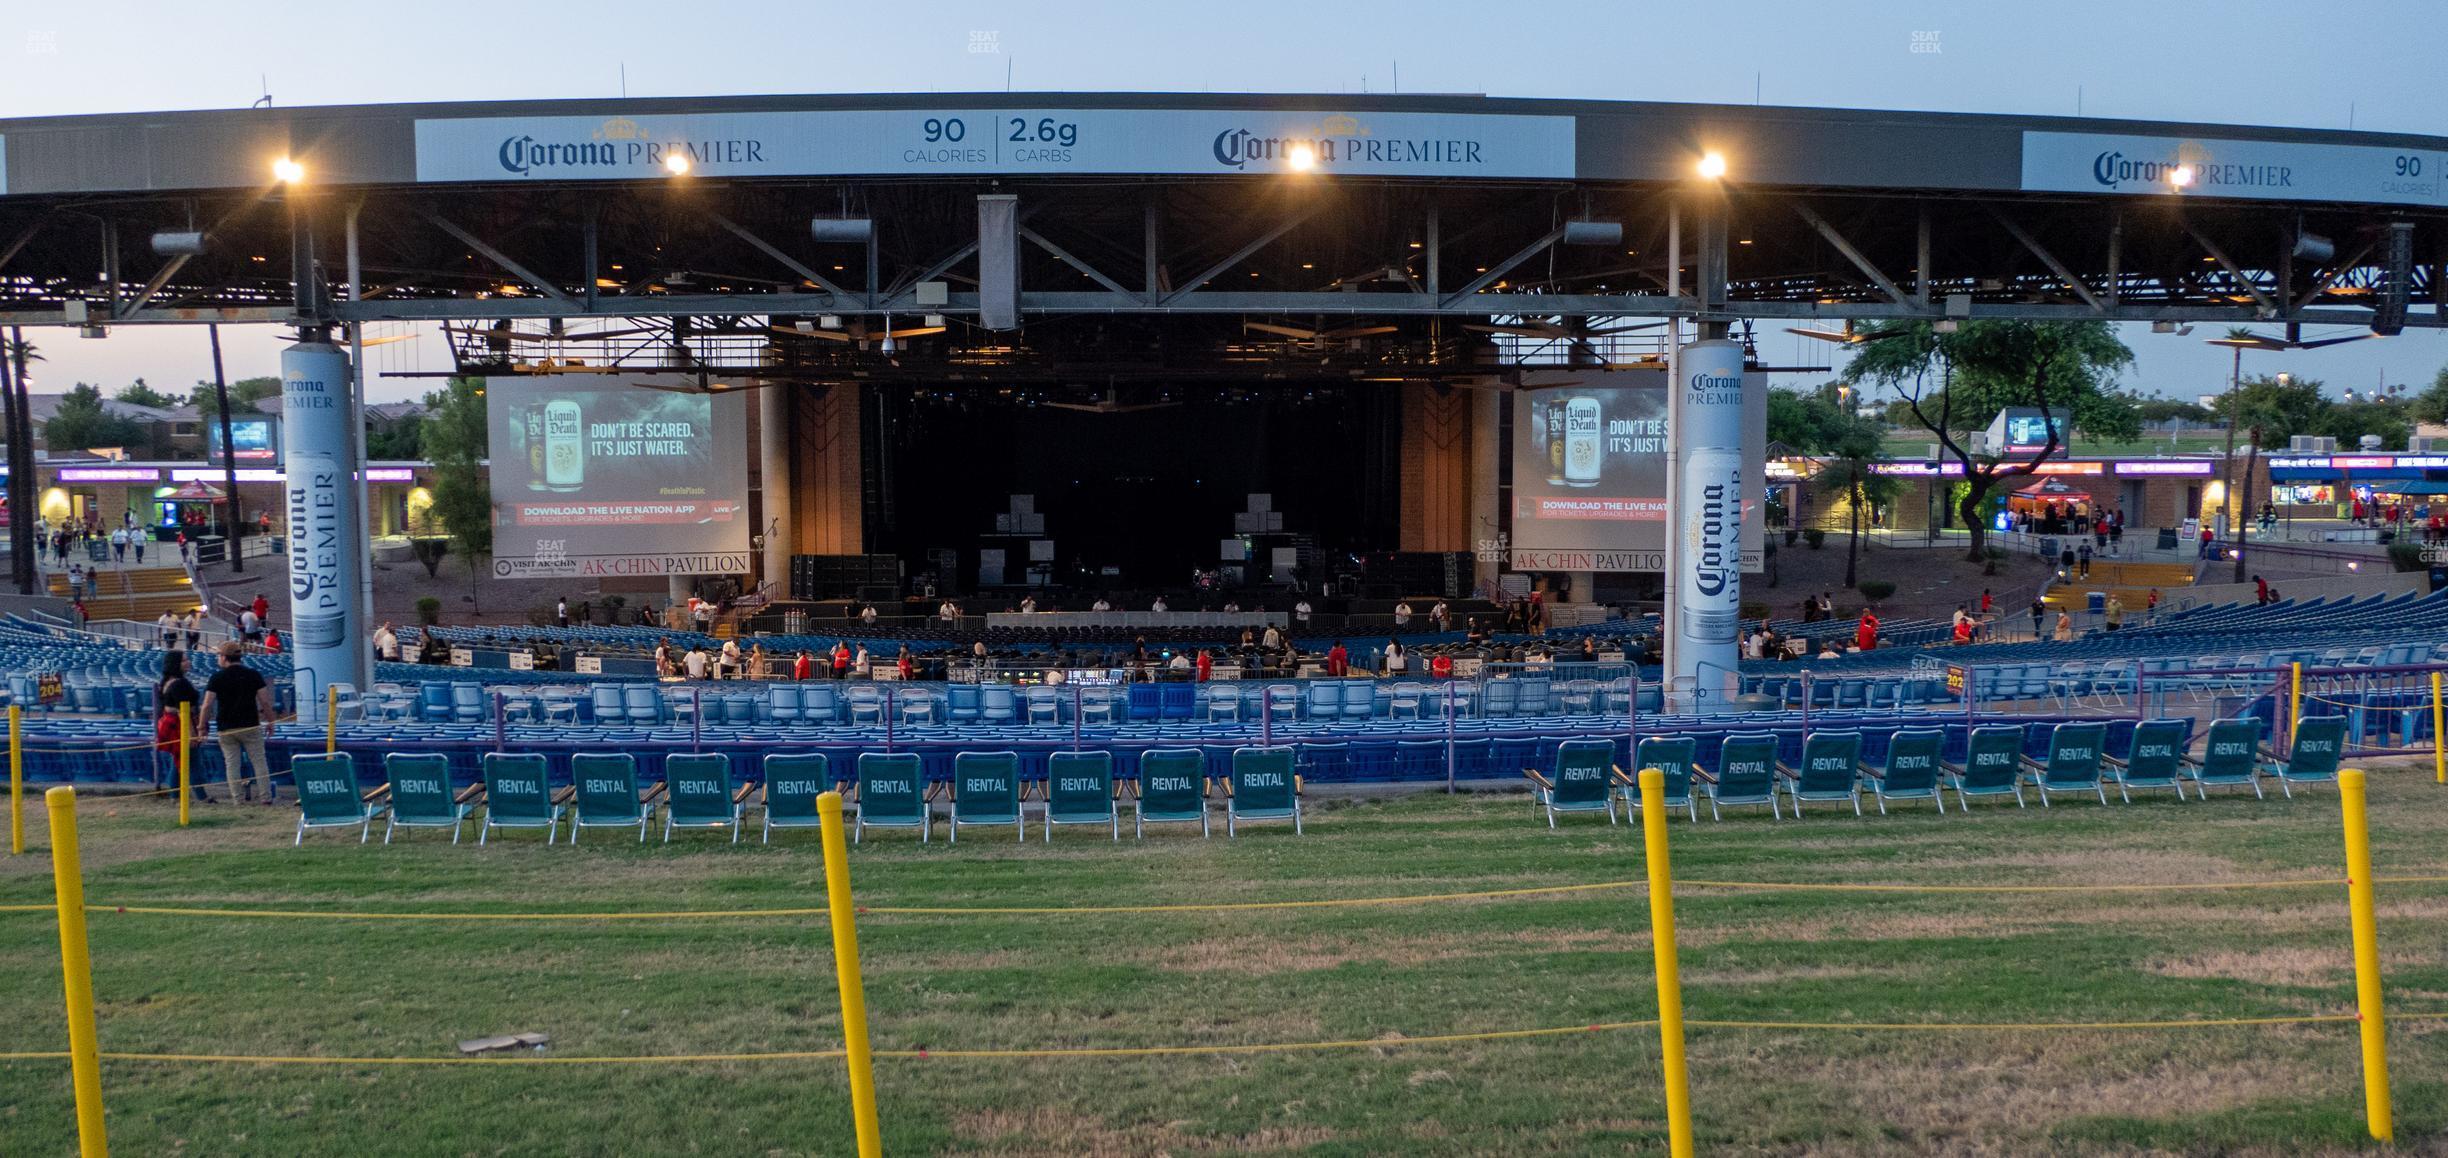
[2411,364,2448,427]
[1766,386,1847,453]
[2225,375,2327,580]
[1812,414,1899,588]
[419,378,492,608]
[2136,396,2215,424]
[2316,398,2410,451]
[113,378,185,410]
[1843,320,2135,562]
[366,419,424,461]
[190,375,280,420]
[44,383,149,453]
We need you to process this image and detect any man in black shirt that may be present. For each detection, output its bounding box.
[199,641,277,803]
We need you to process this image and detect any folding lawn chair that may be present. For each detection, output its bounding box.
[2261,715,2346,798]
[1621,735,1699,822]
[1226,746,1303,836]
[760,753,831,844]
[1943,725,2027,808]
[570,752,660,843]
[479,752,566,845]
[1523,738,1623,827]
[1043,751,1119,841]
[2021,722,2109,806]
[663,752,749,843]
[2182,719,2264,799]
[951,751,1025,843]
[381,752,477,843]
[852,752,930,843]
[1695,733,1780,820]
[1777,730,1863,816]
[291,752,383,845]
[2104,719,2190,802]
[1862,728,1945,815]
[1133,747,1209,838]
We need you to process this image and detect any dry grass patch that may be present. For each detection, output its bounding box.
[954,1106,1336,1155]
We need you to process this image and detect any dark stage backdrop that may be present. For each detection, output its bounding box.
[868,386,1399,591]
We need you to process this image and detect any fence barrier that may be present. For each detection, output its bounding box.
[5,761,2428,1152]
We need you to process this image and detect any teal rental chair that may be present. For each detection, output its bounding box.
[663,753,748,843]
[479,753,566,845]
[1621,736,1699,822]
[2183,719,2266,799]
[291,753,383,845]
[760,753,831,844]
[382,753,477,843]
[1524,738,1623,827]
[2021,722,2109,806]
[852,752,930,843]
[1226,747,1303,836]
[951,751,1025,843]
[1133,748,1209,837]
[1043,751,1119,841]
[2105,719,2190,802]
[570,753,660,843]
[2262,715,2346,798]
[1862,729,1946,815]
[1777,730,1863,815]
[1695,733,1780,820]
[1943,726,2028,808]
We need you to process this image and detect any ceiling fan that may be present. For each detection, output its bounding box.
[1243,320,1399,347]
[2205,324,2376,351]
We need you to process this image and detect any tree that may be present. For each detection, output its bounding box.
[420,377,492,609]
[113,378,185,409]
[2410,364,2448,427]
[366,418,423,461]
[2227,374,2327,580]
[44,383,149,453]
[1812,414,1899,588]
[2318,398,2411,451]
[1844,320,2135,563]
[1766,386,1846,452]
[190,375,280,420]
[2136,396,2215,424]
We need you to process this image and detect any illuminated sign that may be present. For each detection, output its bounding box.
[1870,461,1965,477]
[2332,455,2395,469]
[2028,461,2104,476]
[2113,460,2215,476]
[56,467,161,482]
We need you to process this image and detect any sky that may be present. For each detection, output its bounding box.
[1,0,2441,406]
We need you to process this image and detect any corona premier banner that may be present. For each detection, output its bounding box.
[487,374,751,578]
[1671,340,1747,699]
[280,341,368,703]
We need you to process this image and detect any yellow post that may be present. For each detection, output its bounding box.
[1638,768,1695,1158]
[325,685,338,755]
[8,700,20,851]
[2431,671,2444,786]
[47,787,109,1157]
[2339,768,2392,1143]
[817,790,883,1158]
[177,703,191,827]
[2290,661,2303,748]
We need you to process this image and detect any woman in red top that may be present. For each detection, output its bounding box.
[1325,641,1349,677]
[791,651,813,681]
[831,641,852,678]
[1855,610,1880,652]
[1430,653,1454,680]
[896,645,914,681]
[1194,649,1212,682]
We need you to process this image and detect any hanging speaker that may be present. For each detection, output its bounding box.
[2371,221,2413,336]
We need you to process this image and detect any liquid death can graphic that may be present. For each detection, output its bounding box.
[1543,397,1566,485]
[1563,395,1602,487]
[542,399,584,491]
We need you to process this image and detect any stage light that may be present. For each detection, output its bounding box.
[2167,164,2195,189]
[1286,144,1317,171]
[663,152,692,175]
[1695,151,1728,179]
[271,157,305,184]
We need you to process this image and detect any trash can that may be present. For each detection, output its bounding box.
[2085,591,2105,615]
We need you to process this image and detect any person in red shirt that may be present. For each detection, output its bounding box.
[1979,589,1993,615]
[1326,640,1349,677]
[830,641,852,678]
[263,629,282,653]
[1951,617,1974,645]
[791,651,813,681]
[250,594,269,623]
[896,645,914,681]
[1855,610,1880,652]
[1430,653,1454,680]
[1194,648,1212,682]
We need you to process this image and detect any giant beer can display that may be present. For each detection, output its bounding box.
[279,340,369,709]
[1672,339,1745,706]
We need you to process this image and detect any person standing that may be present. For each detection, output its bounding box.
[2028,598,2046,640]
[792,650,814,681]
[2103,595,2125,632]
[1384,639,1407,677]
[1326,640,1349,677]
[719,638,742,680]
[1854,609,1880,653]
[157,609,179,650]
[748,643,770,681]
[1194,647,1212,682]
[1294,599,1312,628]
[556,597,570,629]
[2053,610,2074,642]
[831,640,852,679]
[682,644,710,681]
[1430,599,1450,632]
[896,645,914,682]
[182,608,203,652]
[653,639,675,678]
[109,526,127,565]
[238,605,261,646]
[132,532,145,565]
[250,593,269,626]
[199,642,275,804]
[372,621,400,663]
[153,651,204,799]
[1393,601,1413,629]
[2075,541,2092,579]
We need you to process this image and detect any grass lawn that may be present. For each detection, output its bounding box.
[4,768,2445,1156]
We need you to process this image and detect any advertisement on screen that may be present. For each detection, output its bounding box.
[487,374,751,578]
[1987,407,2064,455]
[206,416,281,465]
[1507,367,1765,571]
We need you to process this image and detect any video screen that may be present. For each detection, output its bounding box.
[487,374,751,578]
[1508,367,1765,572]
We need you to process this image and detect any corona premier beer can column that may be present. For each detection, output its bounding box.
[1671,339,1745,709]
[279,340,369,716]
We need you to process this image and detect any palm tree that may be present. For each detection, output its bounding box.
[2,331,40,594]
[1814,415,1898,589]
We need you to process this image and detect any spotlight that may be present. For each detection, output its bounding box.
[663,152,692,176]
[2167,164,2195,189]
[1286,145,1317,172]
[1695,151,1728,179]
[271,157,305,184]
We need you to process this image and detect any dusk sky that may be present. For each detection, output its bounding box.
[2,0,2439,405]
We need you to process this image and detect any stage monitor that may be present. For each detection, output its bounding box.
[1507,367,1765,572]
[206,415,281,466]
[486,374,751,578]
